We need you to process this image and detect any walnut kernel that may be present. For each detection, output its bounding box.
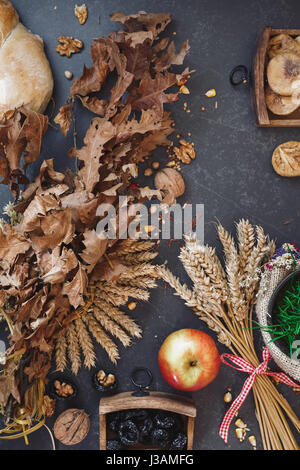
[56,36,83,57]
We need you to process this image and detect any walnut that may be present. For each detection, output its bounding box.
[75,4,88,25]
[54,379,74,397]
[96,370,115,387]
[56,36,83,57]
[44,395,55,417]
[154,168,185,204]
[54,409,90,445]
[173,140,196,164]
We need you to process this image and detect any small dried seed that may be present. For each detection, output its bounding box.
[205,88,216,98]
[224,391,232,403]
[179,85,190,95]
[235,418,247,429]
[235,428,246,442]
[64,70,73,80]
[248,435,257,449]
[128,301,137,311]
[144,168,153,177]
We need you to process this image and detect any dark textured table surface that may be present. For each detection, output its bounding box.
[0,0,299,451]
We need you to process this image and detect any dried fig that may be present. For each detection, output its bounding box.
[53,408,90,445]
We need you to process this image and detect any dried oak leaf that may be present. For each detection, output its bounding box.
[154,40,190,72]
[110,11,171,39]
[19,193,61,232]
[70,62,109,97]
[0,359,20,406]
[39,246,78,284]
[121,41,152,80]
[54,104,71,137]
[77,96,107,116]
[128,71,178,116]
[80,229,108,272]
[0,224,31,267]
[56,36,83,57]
[62,264,88,308]
[75,3,88,25]
[0,108,48,184]
[30,208,75,252]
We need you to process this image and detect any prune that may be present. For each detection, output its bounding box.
[124,409,149,421]
[138,417,154,444]
[153,412,177,430]
[170,432,188,450]
[118,420,139,446]
[151,428,171,447]
[107,413,121,433]
[107,439,123,450]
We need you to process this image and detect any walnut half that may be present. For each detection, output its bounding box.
[75,4,88,25]
[56,36,83,57]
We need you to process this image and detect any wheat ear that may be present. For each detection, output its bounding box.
[94,299,142,338]
[55,334,67,372]
[75,318,96,369]
[83,312,120,363]
[93,306,131,347]
[66,323,82,375]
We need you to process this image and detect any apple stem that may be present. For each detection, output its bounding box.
[190,360,198,367]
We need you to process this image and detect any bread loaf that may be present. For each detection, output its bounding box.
[0,0,53,117]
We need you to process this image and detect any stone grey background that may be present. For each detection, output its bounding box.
[0,0,299,450]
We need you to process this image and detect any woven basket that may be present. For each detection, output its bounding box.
[256,260,300,383]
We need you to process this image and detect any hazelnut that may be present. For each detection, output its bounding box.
[144,168,153,177]
[152,162,160,170]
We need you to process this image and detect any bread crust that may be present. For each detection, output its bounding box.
[0,0,53,116]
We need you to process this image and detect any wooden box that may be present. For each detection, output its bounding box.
[99,391,196,450]
[252,27,300,127]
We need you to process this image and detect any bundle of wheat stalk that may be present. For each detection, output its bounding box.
[55,240,158,374]
[157,220,300,450]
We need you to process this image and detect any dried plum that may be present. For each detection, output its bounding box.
[153,412,177,430]
[107,439,123,450]
[138,417,154,444]
[151,428,171,447]
[107,413,121,433]
[170,432,188,450]
[118,420,139,446]
[124,409,149,421]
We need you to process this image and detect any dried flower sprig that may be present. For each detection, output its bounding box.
[157,220,300,450]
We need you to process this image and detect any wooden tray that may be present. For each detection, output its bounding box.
[99,391,196,450]
[252,27,300,127]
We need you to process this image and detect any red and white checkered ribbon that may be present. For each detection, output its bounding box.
[219,347,300,443]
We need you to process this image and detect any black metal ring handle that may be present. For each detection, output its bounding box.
[131,367,153,396]
[230,65,249,86]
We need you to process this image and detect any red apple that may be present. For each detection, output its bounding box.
[158,329,220,391]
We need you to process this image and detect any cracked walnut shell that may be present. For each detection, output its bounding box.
[56,36,83,57]
[75,4,88,25]
[54,409,90,445]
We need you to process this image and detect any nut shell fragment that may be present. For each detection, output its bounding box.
[272,141,300,177]
[154,168,185,204]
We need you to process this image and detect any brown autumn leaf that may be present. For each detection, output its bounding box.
[70,62,109,97]
[19,193,61,232]
[30,208,75,252]
[54,104,72,137]
[62,264,88,308]
[110,11,171,39]
[39,246,78,284]
[0,359,20,406]
[0,224,31,267]
[80,229,108,272]
[121,42,152,80]
[128,71,178,115]
[154,40,190,71]
[78,96,108,116]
